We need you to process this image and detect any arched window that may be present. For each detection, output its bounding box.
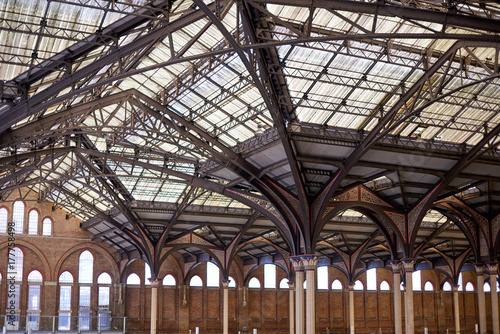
[59,271,74,283]
[6,245,24,328]
[190,275,203,287]
[97,273,112,284]
[458,273,463,291]
[353,280,364,291]
[264,264,276,289]
[465,282,474,291]
[424,281,434,291]
[366,269,376,291]
[279,278,289,289]
[28,210,38,235]
[145,263,151,285]
[9,246,24,281]
[58,271,73,330]
[163,274,176,286]
[484,282,491,292]
[42,217,52,236]
[380,281,390,291]
[443,281,452,291]
[228,275,236,288]
[126,273,140,285]
[78,250,93,283]
[0,207,7,233]
[248,277,261,288]
[331,279,343,290]
[206,262,220,287]
[317,266,328,290]
[412,271,421,291]
[27,270,43,330]
[97,272,112,328]
[13,200,25,233]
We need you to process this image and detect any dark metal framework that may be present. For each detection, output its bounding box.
[0,0,500,281]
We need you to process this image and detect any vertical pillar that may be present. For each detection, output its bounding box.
[303,256,320,334]
[222,279,229,334]
[288,281,295,334]
[148,278,161,334]
[348,283,355,334]
[488,263,499,334]
[402,259,416,334]
[390,261,402,334]
[475,265,487,334]
[452,285,460,334]
[290,257,305,334]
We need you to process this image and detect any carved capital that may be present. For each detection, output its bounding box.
[475,263,486,275]
[389,260,401,273]
[289,256,304,272]
[148,277,162,288]
[221,279,229,289]
[487,262,499,275]
[401,259,416,272]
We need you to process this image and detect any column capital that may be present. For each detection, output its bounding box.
[401,259,416,272]
[148,277,162,288]
[389,260,401,272]
[487,262,499,274]
[347,282,355,291]
[289,254,321,271]
[221,279,229,288]
[452,284,460,292]
[290,256,304,271]
[475,263,486,275]
[287,281,295,289]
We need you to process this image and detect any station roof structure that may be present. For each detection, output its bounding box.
[1,0,500,274]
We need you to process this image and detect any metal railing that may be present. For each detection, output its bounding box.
[0,315,126,334]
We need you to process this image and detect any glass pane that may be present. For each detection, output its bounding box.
[353,280,363,290]
[412,271,422,291]
[97,272,112,284]
[206,262,220,287]
[248,277,260,288]
[163,274,176,286]
[8,247,24,281]
[127,274,140,285]
[0,207,7,233]
[264,264,276,289]
[228,276,236,288]
[42,218,52,236]
[366,269,376,291]
[443,282,452,291]
[279,278,289,289]
[317,266,328,290]
[424,281,434,291]
[380,281,390,291]
[13,201,25,233]
[59,271,74,283]
[332,279,342,290]
[59,286,72,311]
[28,270,43,282]
[145,263,151,285]
[79,251,93,283]
[99,286,110,307]
[58,312,71,330]
[28,210,38,235]
[28,285,41,309]
[190,275,203,287]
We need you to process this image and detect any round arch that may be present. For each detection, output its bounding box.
[53,242,119,283]
[0,239,51,280]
